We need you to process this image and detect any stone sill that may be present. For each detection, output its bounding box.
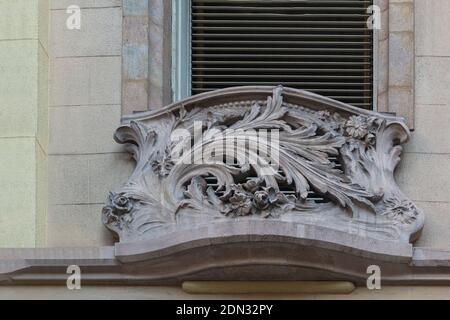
[0,221,449,286]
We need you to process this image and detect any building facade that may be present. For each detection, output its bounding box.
[0,0,450,299]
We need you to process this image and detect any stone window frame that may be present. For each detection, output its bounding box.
[122,0,415,128]
[375,0,415,128]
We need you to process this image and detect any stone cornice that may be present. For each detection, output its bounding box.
[0,230,450,286]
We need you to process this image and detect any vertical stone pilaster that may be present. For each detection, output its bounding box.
[122,0,172,114]
[122,0,150,114]
[0,0,49,247]
[388,0,415,128]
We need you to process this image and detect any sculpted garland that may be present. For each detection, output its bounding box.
[102,86,424,244]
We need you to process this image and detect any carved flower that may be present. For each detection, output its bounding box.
[102,192,135,231]
[228,192,253,217]
[111,194,133,215]
[345,116,369,139]
[253,191,270,210]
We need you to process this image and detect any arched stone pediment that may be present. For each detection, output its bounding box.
[103,86,424,252]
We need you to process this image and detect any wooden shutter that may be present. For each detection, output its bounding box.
[191,0,374,109]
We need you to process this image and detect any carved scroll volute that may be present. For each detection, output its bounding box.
[102,86,424,244]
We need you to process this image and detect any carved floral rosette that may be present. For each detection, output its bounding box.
[102,86,424,244]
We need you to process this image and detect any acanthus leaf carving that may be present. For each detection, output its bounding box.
[103,86,425,244]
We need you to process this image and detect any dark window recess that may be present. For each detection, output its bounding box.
[191,0,374,110]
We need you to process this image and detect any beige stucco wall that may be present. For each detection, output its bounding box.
[0,0,49,248]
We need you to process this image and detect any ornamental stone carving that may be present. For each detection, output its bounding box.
[103,86,424,245]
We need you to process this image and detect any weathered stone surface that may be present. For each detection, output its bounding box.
[416,0,450,56]
[406,104,450,154]
[47,205,115,247]
[389,32,414,87]
[389,2,414,32]
[48,153,134,205]
[50,7,122,57]
[123,81,148,113]
[1,227,450,286]
[49,104,122,154]
[388,87,413,126]
[50,57,121,106]
[123,44,148,80]
[396,153,450,203]
[414,202,450,250]
[416,57,450,105]
[123,0,148,16]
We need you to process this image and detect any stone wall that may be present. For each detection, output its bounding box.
[47,0,132,247]
[0,285,449,300]
[0,0,49,248]
[43,0,450,250]
[396,0,450,249]
[0,0,447,255]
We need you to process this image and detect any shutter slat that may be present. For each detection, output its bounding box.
[191,0,374,109]
[193,68,371,72]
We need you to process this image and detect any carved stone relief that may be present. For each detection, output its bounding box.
[103,86,424,245]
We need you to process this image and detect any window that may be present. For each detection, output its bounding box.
[173,0,375,110]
